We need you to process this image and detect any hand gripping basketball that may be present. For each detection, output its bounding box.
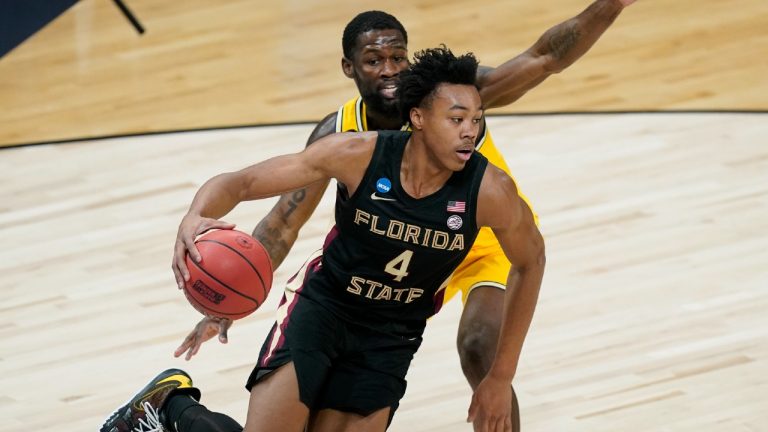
[182,229,273,320]
[172,214,237,290]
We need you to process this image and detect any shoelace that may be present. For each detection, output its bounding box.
[133,402,165,432]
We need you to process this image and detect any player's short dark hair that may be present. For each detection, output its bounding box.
[397,46,479,124]
[342,11,408,59]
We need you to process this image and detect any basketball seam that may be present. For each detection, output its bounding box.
[197,239,269,301]
[188,257,261,309]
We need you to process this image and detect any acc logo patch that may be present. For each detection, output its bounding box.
[447,215,463,230]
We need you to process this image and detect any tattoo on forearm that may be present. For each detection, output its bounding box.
[282,189,307,221]
[548,23,581,60]
[252,225,290,268]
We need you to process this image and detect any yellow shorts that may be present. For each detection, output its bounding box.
[443,227,511,304]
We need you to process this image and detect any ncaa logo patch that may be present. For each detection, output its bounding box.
[376,178,392,193]
[447,215,463,230]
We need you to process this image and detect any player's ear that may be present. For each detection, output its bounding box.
[342,57,354,78]
[410,108,424,130]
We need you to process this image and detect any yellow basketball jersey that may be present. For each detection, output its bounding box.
[334,97,538,249]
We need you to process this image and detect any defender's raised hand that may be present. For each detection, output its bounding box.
[174,315,233,361]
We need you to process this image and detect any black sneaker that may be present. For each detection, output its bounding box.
[100,368,201,432]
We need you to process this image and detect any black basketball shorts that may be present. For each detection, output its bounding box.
[245,293,422,417]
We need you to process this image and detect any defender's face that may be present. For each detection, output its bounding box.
[342,29,409,118]
[414,83,482,171]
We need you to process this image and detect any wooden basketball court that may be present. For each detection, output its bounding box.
[0,0,766,431]
[1,0,766,146]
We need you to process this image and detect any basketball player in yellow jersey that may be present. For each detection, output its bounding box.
[174,1,636,429]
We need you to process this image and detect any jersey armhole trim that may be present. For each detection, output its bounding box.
[334,105,344,133]
[355,97,366,131]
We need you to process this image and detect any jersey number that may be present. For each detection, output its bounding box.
[384,250,413,282]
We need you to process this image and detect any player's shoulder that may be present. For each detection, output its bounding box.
[480,163,518,200]
[307,112,340,146]
[476,164,522,229]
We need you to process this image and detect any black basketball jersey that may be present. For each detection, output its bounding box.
[301,130,489,337]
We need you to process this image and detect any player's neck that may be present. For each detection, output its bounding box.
[400,136,452,199]
[365,109,402,131]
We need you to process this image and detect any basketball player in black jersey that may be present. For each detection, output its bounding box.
[101,2,635,431]
[171,0,635,429]
[102,47,543,432]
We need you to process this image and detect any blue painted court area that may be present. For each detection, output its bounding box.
[0,0,78,58]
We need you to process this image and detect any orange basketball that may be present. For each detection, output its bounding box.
[183,229,273,320]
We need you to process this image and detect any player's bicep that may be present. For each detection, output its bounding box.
[234,152,325,201]
[476,52,551,109]
[303,131,376,189]
[493,199,544,269]
[478,168,544,267]
[273,130,358,182]
[242,129,366,205]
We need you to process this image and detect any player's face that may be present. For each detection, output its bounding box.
[414,83,483,171]
[342,29,409,119]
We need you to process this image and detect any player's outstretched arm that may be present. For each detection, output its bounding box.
[468,167,545,432]
[250,113,337,270]
[174,115,339,361]
[477,0,636,109]
[173,113,336,360]
[171,132,375,290]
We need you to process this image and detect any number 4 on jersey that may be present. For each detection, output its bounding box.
[384,250,413,282]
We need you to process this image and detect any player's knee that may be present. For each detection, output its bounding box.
[457,287,504,371]
[457,318,499,369]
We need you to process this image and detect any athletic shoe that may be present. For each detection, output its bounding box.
[99,368,201,432]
